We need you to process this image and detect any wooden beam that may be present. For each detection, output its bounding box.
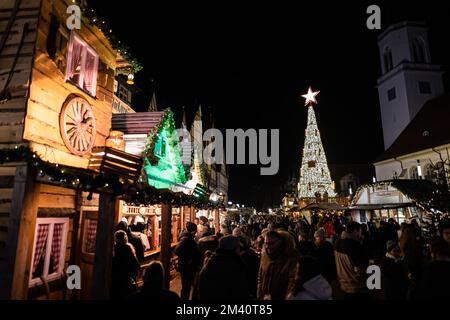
[91,193,118,299]
[151,215,156,250]
[0,164,40,300]
[172,213,178,243]
[215,209,220,235]
[183,205,189,224]
[160,204,172,290]
[180,206,185,229]
[190,206,195,223]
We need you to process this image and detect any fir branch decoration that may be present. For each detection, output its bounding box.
[74,1,143,74]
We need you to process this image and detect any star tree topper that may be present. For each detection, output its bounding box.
[301,86,320,106]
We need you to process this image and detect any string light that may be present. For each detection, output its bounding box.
[298,88,335,199]
[0,146,224,209]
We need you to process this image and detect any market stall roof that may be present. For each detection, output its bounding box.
[299,202,347,211]
[112,112,165,134]
[353,179,450,213]
[348,203,413,210]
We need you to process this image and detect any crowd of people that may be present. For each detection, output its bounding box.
[110,212,450,301]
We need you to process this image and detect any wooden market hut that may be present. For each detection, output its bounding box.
[0,0,142,300]
[111,109,208,285]
[349,179,446,224]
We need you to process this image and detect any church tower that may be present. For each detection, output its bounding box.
[377,21,444,150]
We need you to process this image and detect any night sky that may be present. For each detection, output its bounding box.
[89,1,450,210]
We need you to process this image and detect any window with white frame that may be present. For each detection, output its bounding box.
[83,218,97,254]
[29,218,68,286]
[65,32,99,97]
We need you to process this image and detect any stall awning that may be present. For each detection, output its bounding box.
[348,203,414,210]
[299,203,347,211]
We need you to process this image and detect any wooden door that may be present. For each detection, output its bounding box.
[78,210,98,300]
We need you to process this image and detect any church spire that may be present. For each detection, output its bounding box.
[148,79,158,112]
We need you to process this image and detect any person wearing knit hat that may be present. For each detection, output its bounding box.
[380,240,408,300]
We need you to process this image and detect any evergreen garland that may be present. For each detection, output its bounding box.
[72,1,143,74]
[143,109,171,165]
[0,146,224,209]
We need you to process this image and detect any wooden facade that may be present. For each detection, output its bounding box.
[350,181,425,224]
[0,0,137,300]
[25,0,118,168]
[0,0,210,300]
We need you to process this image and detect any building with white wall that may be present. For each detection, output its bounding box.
[377,21,444,150]
[374,94,450,188]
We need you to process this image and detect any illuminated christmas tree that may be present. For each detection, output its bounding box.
[298,87,336,198]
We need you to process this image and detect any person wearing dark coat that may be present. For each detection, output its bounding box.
[380,241,409,300]
[197,225,219,261]
[239,236,260,299]
[422,239,450,300]
[128,261,180,302]
[198,236,249,300]
[400,224,425,300]
[258,230,298,300]
[111,230,140,300]
[287,256,332,300]
[116,221,144,262]
[297,232,318,257]
[192,225,219,300]
[314,229,336,283]
[387,218,400,242]
[173,222,201,300]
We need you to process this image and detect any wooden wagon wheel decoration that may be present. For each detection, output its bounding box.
[60,96,96,156]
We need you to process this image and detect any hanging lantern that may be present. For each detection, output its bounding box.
[127,73,135,85]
